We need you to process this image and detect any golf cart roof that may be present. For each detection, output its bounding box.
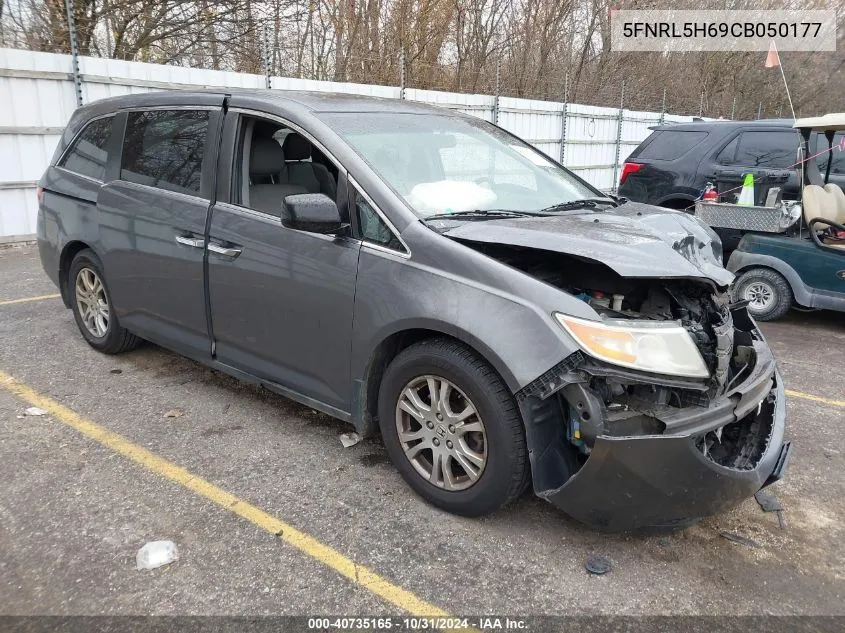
[793,113,845,131]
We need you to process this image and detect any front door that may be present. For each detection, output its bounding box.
[97,103,223,358]
[206,111,360,414]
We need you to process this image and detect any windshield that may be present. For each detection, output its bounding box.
[321,112,601,218]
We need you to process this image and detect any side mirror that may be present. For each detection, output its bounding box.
[281,193,345,234]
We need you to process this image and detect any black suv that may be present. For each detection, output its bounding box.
[619,118,845,210]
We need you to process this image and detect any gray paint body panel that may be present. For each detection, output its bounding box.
[35,90,740,419]
[440,201,733,286]
[35,90,788,531]
[97,180,212,357]
[207,202,361,411]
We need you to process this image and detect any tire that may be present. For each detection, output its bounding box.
[659,199,695,212]
[733,268,793,321]
[377,338,530,517]
[68,249,141,354]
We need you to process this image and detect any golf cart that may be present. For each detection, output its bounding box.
[721,113,845,321]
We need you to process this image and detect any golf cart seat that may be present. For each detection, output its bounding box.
[796,116,845,248]
[802,184,845,248]
[802,185,841,225]
[824,183,845,217]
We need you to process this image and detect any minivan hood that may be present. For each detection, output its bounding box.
[439,202,733,286]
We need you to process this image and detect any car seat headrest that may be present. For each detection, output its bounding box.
[250,138,285,175]
[282,133,312,161]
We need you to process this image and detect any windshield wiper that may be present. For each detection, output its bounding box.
[583,196,621,206]
[539,197,618,213]
[423,209,546,222]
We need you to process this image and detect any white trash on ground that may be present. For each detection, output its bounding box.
[24,407,48,416]
[136,540,179,570]
[339,432,362,448]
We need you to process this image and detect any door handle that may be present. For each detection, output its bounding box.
[208,243,243,258]
[175,235,205,248]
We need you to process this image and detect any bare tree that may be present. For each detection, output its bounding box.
[2,0,842,117]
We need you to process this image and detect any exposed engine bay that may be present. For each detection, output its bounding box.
[463,242,777,487]
[435,203,788,531]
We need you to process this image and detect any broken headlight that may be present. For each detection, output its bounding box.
[554,314,710,378]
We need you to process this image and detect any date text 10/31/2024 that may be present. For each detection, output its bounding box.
[307,617,528,630]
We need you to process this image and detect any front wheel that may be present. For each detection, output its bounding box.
[734,268,793,321]
[377,338,530,517]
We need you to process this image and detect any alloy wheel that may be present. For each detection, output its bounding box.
[75,267,110,338]
[395,375,487,491]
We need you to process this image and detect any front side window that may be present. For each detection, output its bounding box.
[321,112,598,218]
[355,190,404,252]
[732,131,799,168]
[59,116,114,181]
[120,110,209,194]
[233,115,341,216]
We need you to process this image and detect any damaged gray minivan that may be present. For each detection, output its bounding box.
[38,91,790,531]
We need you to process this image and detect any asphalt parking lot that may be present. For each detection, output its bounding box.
[1,243,843,619]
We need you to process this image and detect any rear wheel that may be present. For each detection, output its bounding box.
[378,338,529,517]
[69,249,141,354]
[734,268,793,321]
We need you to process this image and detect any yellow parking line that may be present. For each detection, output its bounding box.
[0,370,450,618]
[786,389,845,409]
[0,293,61,306]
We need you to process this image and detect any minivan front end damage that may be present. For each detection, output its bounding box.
[441,205,790,530]
[515,287,790,531]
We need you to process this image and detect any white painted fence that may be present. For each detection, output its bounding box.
[0,47,698,241]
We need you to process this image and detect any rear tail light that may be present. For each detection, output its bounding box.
[619,162,642,185]
[36,186,44,204]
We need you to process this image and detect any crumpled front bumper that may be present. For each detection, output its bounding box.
[536,371,789,532]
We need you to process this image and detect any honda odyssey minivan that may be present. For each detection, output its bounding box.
[37,90,790,531]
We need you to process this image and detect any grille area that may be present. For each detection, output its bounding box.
[695,387,776,470]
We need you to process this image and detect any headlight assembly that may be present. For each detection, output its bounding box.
[554,313,710,378]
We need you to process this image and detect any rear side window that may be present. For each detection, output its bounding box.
[732,131,798,168]
[635,130,708,160]
[120,110,209,194]
[59,116,114,181]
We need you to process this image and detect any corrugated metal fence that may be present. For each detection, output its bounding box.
[0,47,698,242]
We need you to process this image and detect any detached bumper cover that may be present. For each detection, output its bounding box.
[538,372,787,532]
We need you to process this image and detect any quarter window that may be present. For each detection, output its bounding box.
[715,136,739,164]
[355,190,404,252]
[120,110,209,194]
[59,116,114,181]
